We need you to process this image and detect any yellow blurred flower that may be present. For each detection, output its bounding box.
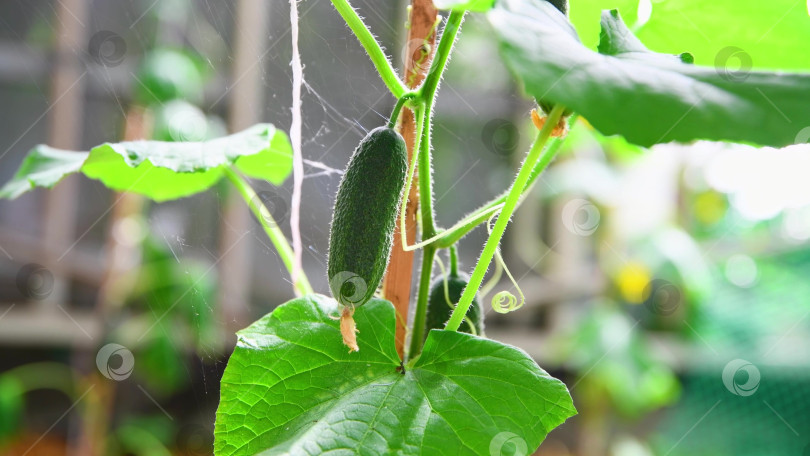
[616,262,652,304]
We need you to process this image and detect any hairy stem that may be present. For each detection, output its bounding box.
[444,105,566,332]
[409,244,436,357]
[330,0,407,98]
[224,167,314,296]
[388,92,417,129]
[418,10,464,108]
[408,106,438,358]
[406,10,465,358]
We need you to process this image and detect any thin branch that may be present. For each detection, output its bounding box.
[330,0,407,98]
[224,167,314,296]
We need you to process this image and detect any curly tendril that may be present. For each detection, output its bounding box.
[491,291,520,314]
[485,213,525,314]
[432,255,452,309]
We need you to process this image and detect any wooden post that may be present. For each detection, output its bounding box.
[383,0,438,359]
[47,1,92,454]
[219,0,271,334]
[41,0,87,312]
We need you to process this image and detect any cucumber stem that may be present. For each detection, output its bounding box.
[330,0,407,98]
[223,167,314,296]
[444,105,566,332]
[449,245,458,276]
[387,93,417,129]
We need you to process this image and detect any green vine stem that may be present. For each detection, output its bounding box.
[409,244,436,358]
[223,167,314,296]
[449,245,458,276]
[418,10,464,107]
[405,106,435,359]
[330,0,407,98]
[413,4,463,239]
[407,10,465,359]
[444,104,566,332]
[401,104,427,359]
[388,92,417,129]
[406,107,441,358]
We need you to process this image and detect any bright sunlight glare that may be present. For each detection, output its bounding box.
[704,143,810,221]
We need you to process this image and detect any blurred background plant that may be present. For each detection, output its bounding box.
[1,0,809,455]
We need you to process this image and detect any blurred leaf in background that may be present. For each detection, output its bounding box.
[570,0,810,72]
[134,48,205,106]
[0,376,23,446]
[563,303,681,418]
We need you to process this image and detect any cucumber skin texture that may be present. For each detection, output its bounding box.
[425,272,484,338]
[327,127,408,307]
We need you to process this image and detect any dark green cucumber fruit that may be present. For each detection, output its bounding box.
[425,271,484,338]
[327,127,408,307]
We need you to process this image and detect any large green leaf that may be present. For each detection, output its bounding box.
[0,146,87,199]
[568,0,810,72]
[636,0,810,71]
[82,124,291,201]
[0,124,292,202]
[214,295,575,456]
[489,0,810,147]
[568,0,639,47]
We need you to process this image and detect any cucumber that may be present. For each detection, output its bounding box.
[425,271,484,338]
[327,127,407,307]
